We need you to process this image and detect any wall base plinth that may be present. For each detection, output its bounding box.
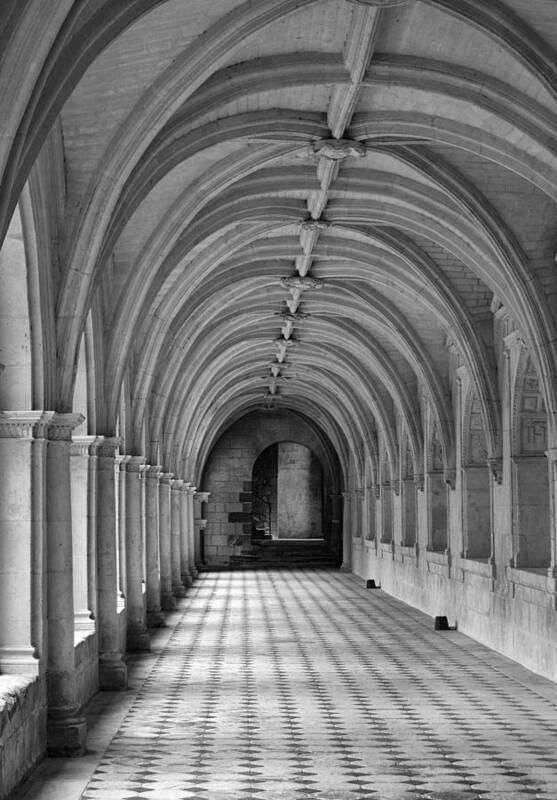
[172,582,187,598]
[161,592,177,610]
[126,627,150,652]
[98,654,128,690]
[147,610,166,628]
[47,713,87,757]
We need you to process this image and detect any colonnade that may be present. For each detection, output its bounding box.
[0,411,208,756]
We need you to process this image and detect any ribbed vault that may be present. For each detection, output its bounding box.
[2,0,557,490]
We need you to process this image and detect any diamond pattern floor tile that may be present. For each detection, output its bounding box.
[12,569,557,800]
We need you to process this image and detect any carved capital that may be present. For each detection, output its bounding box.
[391,479,401,496]
[184,483,197,496]
[196,491,211,502]
[125,455,145,473]
[311,138,366,161]
[48,413,85,441]
[144,465,163,480]
[159,472,175,485]
[97,437,122,459]
[443,468,456,490]
[71,435,102,458]
[0,410,55,440]
[414,473,425,492]
[487,457,503,485]
[171,478,184,490]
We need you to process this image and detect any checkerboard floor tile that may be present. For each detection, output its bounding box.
[13,570,557,799]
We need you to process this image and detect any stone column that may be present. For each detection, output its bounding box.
[185,483,198,580]
[0,411,52,675]
[117,455,130,605]
[96,438,127,689]
[171,479,186,597]
[329,493,343,560]
[180,484,193,587]
[145,465,165,627]
[194,491,210,568]
[46,413,87,756]
[70,436,97,633]
[341,491,352,571]
[125,457,150,651]
[159,473,176,609]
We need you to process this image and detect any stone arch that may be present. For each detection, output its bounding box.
[510,349,550,570]
[460,384,492,560]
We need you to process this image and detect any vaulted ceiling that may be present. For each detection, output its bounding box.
[2,0,557,480]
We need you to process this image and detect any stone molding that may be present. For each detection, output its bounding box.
[196,491,211,502]
[125,455,145,473]
[171,478,184,490]
[144,465,163,480]
[310,138,366,160]
[0,410,54,439]
[159,472,175,485]
[71,435,102,458]
[443,468,456,490]
[183,482,197,495]
[97,437,122,459]
[117,454,132,470]
[47,413,85,441]
[414,473,425,492]
[351,0,409,5]
[487,457,503,484]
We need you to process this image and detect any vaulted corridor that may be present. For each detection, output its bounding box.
[14,570,557,800]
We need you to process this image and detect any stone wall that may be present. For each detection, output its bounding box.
[352,538,557,683]
[202,410,335,565]
[0,676,46,799]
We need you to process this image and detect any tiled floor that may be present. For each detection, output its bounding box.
[15,569,557,799]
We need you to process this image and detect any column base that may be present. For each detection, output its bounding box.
[161,591,177,610]
[182,572,193,588]
[190,567,199,580]
[147,609,166,628]
[126,626,150,652]
[98,654,128,690]
[47,713,87,757]
[340,563,352,572]
[172,582,187,598]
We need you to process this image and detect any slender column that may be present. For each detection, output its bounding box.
[70,436,97,632]
[125,457,150,651]
[145,465,165,626]
[116,455,130,606]
[96,438,127,689]
[329,493,343,560]
[185,483,198,580]
[171,480,186,597]
[341,491,352,570]
[159,473,176,609]
[0,411,52,674]
[46,412,87,756]
[180,484,193,587]
[194,491,210,569]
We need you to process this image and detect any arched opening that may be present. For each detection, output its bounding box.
[252,442,324,541]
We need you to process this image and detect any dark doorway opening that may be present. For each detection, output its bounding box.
[252,442,324,540]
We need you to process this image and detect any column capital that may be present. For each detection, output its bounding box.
[545,447,557,463]
[171,478,184,490]
[97,436,122,459]
[71,434,103,457]
[47,413,85,441]
[184,482,197,495]
[0,410,55,439]
[195,491,210,502]
[144,465,163,479]
[159,472,174,485]
[125,455,145,473]
[414,473,425,492]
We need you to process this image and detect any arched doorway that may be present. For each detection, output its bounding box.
[252,442,324,540]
